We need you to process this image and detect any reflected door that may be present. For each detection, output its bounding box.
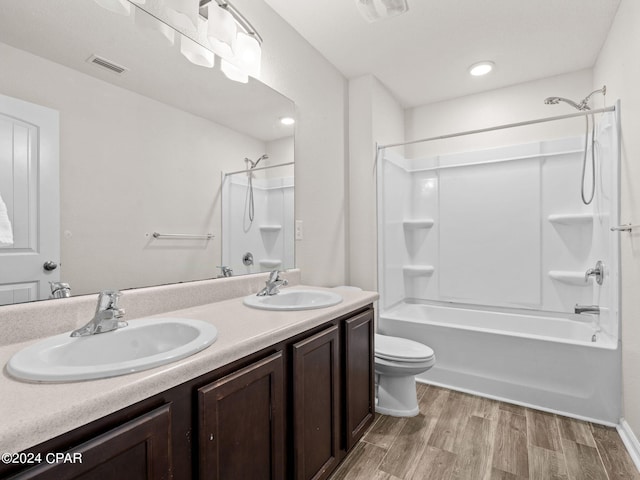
[0,94,59,305]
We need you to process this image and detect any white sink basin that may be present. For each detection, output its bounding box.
[243,289,343,311]
[6,317,218,383]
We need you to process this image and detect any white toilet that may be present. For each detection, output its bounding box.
[374,333,436,417]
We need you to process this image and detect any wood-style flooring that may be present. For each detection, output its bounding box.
[330,384,640,480]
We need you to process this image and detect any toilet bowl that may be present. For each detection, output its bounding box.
[375,333,435,417]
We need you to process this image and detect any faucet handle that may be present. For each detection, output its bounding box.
[216,266,233,277]
[96,290,122,311]
[268,270,282,282]
[584,260,604,285]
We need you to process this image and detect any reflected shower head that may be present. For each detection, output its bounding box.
[245,154,269,169]
[544,96,585,110]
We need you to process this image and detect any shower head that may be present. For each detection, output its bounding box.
[245,154,269,169]
[543,96,585,110]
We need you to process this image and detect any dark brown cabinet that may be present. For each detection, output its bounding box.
[198,351,285,480]
[7,404,172,480]
[343,309,375,451]
[2,305,374,480]
[292,325,340,480]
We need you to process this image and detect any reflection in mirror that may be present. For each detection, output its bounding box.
[222,159,294,276]
[0,0,295,306]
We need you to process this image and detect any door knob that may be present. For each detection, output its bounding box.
[43,261,58,271]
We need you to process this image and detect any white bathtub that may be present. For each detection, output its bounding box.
[379,301,621,424]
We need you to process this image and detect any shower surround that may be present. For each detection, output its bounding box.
[377,108,621,423]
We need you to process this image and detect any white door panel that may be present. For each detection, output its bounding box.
[0,93,59,305]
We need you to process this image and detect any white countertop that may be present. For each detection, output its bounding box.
[0,286,378,453]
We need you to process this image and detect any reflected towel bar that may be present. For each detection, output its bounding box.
[610,224,640,232]
[152,232,214,239]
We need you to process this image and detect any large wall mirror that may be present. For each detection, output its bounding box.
[0,0,295,306]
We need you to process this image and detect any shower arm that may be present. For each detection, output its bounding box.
[578,86,607,110]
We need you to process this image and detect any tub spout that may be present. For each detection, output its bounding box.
[574,304,600,315]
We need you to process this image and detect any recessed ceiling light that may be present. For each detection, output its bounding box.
[280,116,295,125]
[469,61,495,77]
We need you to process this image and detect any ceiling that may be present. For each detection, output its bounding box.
[264,0,621,108]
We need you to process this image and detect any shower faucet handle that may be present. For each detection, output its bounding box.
[585,260,604,285]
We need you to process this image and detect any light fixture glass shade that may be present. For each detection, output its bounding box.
[207,4,237,59]
[234,32,261,78]
[94,0,131,16]
[164,0,198,33]
[355,0,408,22]
[221,58,248,84]
[134,7,175,45]
[180,18,214,68]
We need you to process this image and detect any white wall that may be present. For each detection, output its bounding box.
[594,0,640,446]
[234,0,349,287]
[405,69,594,154]
[348,75,404,291]
[0,42,264,295]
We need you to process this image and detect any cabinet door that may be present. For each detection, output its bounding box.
[198,351,285,480]
[292,325,340,480]
[12,404,172,480]
[344,309,375,450]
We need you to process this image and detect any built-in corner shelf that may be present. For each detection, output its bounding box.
[548,271,590,286]
[403,219,435,229]
[259,225,282,232]
[402,265,435,276]
[259,259,282,268]
[547,213,594,225]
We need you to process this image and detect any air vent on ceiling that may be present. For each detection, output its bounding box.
[86,55,128,75]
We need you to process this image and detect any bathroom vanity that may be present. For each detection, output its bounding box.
[0,281,377,480]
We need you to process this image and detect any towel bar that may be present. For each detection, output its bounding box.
[610,224,640,232]
[152,232,214,239]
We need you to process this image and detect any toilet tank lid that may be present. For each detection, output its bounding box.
[375,333,434,361]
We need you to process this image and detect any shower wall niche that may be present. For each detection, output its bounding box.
[378,110,620,340]
[222,164,294,276]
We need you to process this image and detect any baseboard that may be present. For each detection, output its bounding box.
[618,419,640,472]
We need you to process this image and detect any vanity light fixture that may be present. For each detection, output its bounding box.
[180,16,215,67]
[280,116,295,126]
[355,0,409,22]
[468,61,495,77]
[93,0,263,82]
[164,0,199,32]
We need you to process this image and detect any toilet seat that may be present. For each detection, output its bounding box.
[375,333,435,363]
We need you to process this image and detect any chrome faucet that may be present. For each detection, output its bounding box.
[49,282,71,299]
[70,290,127,337]
[585,260,604,285]
[217,266,233,278]
[257,270,288,296]
[574,304,600,315]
